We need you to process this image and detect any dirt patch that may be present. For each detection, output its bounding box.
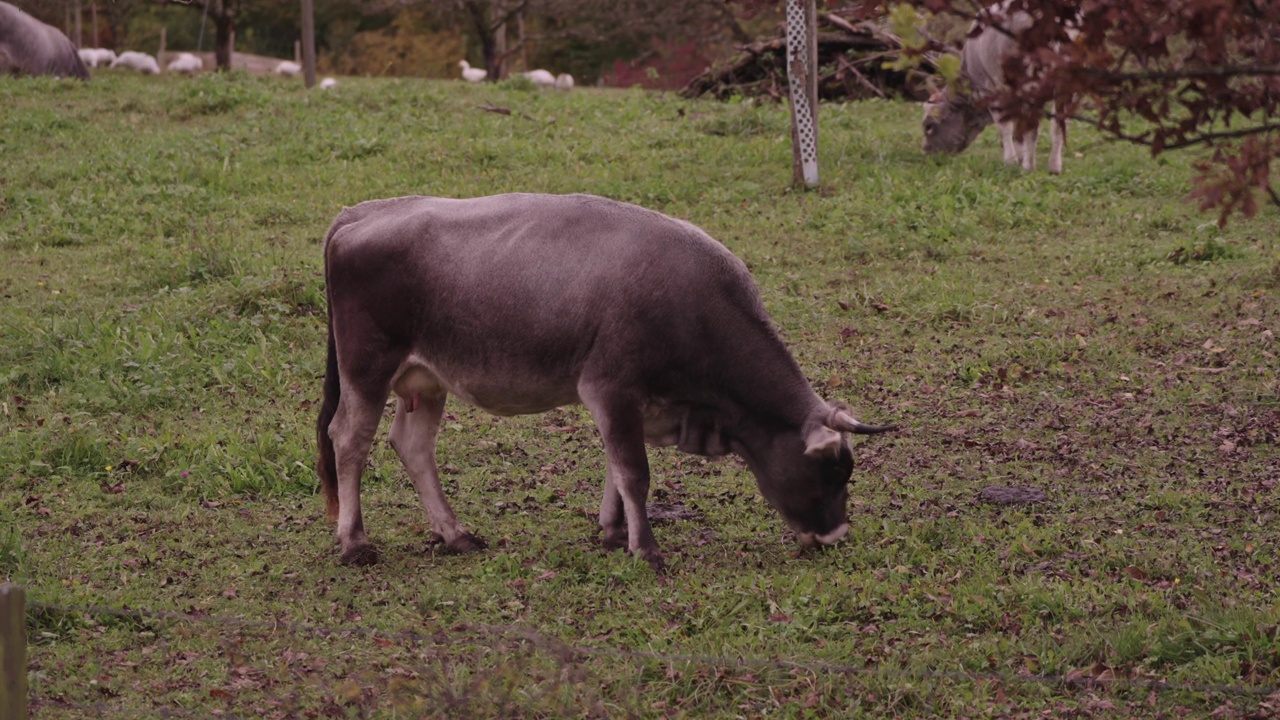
[978,486,1049,506]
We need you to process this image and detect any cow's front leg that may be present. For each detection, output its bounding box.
[388,391,486,555]
[329,391,384,565]
[995,115,1019,165]
[581,389,662,570]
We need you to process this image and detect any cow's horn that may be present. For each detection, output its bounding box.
[829,409,899,435]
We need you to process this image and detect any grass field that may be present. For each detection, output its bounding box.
[2,71,1278,718]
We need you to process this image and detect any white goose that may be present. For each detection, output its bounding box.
[523,68,555,87]
[458,60,487,82]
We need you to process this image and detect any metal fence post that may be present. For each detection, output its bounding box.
[0,584,26,720]
[785,0,820,188]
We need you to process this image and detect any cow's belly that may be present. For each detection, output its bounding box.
[391,356,580,417]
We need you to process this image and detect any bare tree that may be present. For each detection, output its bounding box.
[162,0,238,70]
[456,0,527,79]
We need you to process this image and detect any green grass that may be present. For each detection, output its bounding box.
[3,71,1278,718]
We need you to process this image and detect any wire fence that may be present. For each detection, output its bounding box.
[22,597,1280,719]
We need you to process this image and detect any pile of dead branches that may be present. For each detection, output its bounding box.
[681,12,940,102]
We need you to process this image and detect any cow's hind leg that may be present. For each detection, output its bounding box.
[329,387,387,566]
[598,467,627,550]
[1049,104,1066,175]
[388,388,486,554]
[1020,122,1040,172]
[580,384,662,570]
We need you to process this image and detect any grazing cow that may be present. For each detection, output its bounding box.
[110,51,160,75]
[921,0,1073,174]
[316,193,896,569]
[0,2,89,80]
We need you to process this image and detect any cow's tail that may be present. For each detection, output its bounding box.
[316,213,351,525]
[316,316,340,524]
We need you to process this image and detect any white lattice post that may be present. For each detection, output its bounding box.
[785,0,820,188]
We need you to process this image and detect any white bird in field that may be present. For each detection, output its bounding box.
[319,77,337,89]
[554,72,574,91]
[273,60,302,76]
[77,47,101,67]
[166,52,203,74]
[458,60,486,82]
[110,50,159,75]
[523,68,555,87]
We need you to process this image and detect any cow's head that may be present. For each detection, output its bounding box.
[922,90,987,155]
[736,406,894,548]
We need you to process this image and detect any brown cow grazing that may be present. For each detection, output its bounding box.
[316,193,896,569]
[921,0,1072,174]
[0,2,89,80]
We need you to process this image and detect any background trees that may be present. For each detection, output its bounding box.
[28,0,765,83]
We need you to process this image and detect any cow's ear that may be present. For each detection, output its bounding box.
[804,425,843,457]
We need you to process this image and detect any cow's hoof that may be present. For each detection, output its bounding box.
[446,533,487,554]
[340,544,380,566]
[634,548,665,573]
[600,529,627,551]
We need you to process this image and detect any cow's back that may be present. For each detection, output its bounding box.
[959,4,1031,97]
[324,194,778,408]
[0,2,88,79]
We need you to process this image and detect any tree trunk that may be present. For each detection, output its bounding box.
[494,17,507,79]
[214,2,233,72]
[465,2,497,81]
[516,10,527,71]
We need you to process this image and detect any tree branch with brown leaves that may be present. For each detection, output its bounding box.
[869,0,1280,224]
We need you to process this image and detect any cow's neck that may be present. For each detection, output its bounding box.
[948,89,995,147]
[709,329,825,438]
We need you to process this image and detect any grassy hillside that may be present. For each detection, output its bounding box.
[2,71,1277,718]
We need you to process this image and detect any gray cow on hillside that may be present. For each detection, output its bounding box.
[316,193,897,570]
[922,1,1072,174]
[0,1,88,79]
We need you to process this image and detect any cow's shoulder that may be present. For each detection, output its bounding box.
[324,196,435,249]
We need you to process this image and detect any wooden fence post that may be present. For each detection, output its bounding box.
[0,584,26,720]
[300,0,317,89]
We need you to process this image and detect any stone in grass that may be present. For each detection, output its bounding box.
[978,486,1048,506]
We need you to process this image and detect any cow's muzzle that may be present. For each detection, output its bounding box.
[796,522,849,548]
